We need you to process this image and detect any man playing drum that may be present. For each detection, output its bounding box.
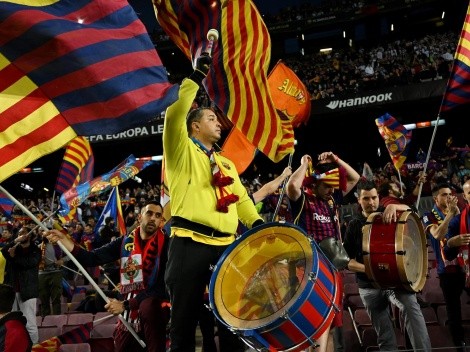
[162,52,264,352]
[343,179,431,351]
[287,152,360,352]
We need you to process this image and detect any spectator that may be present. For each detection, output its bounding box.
[0,226,40,344]
[0,283,32,352]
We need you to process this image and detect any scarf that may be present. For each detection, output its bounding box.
[192,137,239,212]
[120,227,162,295]
[302,160,347,191]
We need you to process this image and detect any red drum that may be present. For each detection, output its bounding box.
[362,210,427,292]
[209,222,342,351]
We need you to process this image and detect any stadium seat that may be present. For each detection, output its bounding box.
[93,312,118,324]
[67,313,94,325]
[58,343,91,352]
[38,325,61,342]
[42,314,68,330]
[91,323,116,338]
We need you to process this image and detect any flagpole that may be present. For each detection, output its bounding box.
[271,153,294,222]
[416,6,468,210]
[0,185,146,348]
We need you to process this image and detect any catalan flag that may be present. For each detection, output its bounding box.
[375,113,412,171]
[0,0,178,183]
[153,0,294,162]
[441,3,470,112]
[55,137,94,194]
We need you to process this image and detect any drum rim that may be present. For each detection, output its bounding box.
[362,210,428,292]
[209,222,316,330]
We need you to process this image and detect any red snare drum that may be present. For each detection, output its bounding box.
[362,210,427,292]
[209,222,341,351]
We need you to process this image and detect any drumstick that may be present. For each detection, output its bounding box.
[347,306,363,346]
[205,29,219,57]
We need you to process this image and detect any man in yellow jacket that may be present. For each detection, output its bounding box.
[163,53,263,352]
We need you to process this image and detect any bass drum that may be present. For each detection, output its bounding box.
[362,210,427,292]
[209,222,342,352]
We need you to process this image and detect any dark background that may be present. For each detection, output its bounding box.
[4,0,469,198]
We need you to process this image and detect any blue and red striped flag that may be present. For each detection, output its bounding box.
[375,113,412,171]
[0,0,179,183]
[55,137,94,195]
[58,155,157,217]
[0,191,15,218]
[153,0,294,162]
[441,3,470,112]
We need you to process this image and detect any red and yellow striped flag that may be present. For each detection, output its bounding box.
[154,0,294,162]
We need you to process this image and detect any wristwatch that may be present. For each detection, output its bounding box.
[122,300,130,312]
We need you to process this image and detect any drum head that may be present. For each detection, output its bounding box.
[210,223,314,330]
[398,211,427,292]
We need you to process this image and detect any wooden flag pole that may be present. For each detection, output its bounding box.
[0,185,146,348]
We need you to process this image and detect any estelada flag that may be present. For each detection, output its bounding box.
[94,187,126,237]
[154,0,294,163]
[0,0,178,183]
[441,3,470,112]
[268,60,311,128]
[375,113,412,171]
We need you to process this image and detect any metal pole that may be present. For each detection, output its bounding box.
[0,185,145,348]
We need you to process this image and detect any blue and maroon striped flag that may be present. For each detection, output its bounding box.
[153,0,295,163]
[441,3,470,112]
[0,191,15,218]
[55,137,94,194]
[375,113,412,171]
[0,0,179,183]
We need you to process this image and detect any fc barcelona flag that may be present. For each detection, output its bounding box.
[375,113,412,171]
[0,0,179,183]
[441,3,470,112]
[153,0,295,163]
[58,154,156,217]
[268,60,311,128]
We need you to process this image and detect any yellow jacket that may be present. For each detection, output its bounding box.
[162,79,262,245]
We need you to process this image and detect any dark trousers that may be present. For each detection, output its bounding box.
[165,236,245,352]
[114,296,170,352]
[38,271,63,316]
[440,271,466,345]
